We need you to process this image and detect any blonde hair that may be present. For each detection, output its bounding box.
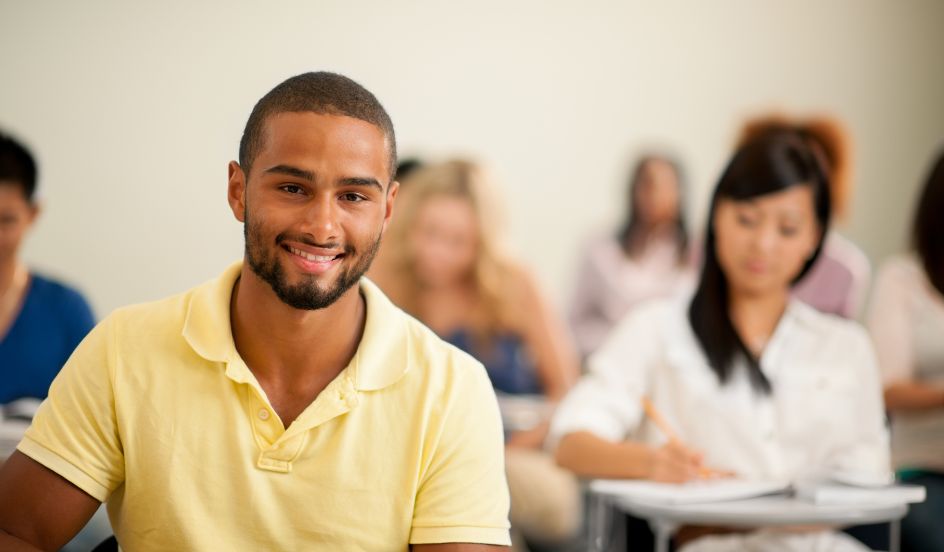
[382,159,517,338]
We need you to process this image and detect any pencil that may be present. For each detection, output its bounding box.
[641,397,682,444]
[641,396,717,479]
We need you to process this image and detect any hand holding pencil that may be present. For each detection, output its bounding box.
[642,397,733,483]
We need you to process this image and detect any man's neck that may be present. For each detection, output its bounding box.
[230,266,367,398]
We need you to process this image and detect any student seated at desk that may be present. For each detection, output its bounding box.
[0,131,94,404]
[868,147,944,552]
[568,153,695,360]
[551,131,891,552]
[373,159,582,551]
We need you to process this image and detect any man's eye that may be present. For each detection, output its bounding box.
[341,193,366,202]
[281,185,304,195]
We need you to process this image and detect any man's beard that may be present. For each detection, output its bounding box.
[244,213,382,310]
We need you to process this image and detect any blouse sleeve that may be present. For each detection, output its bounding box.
[827,325,891,477]
[550,302,664,447]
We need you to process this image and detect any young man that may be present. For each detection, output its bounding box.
[0,72,511,551]
[0,133,95,404]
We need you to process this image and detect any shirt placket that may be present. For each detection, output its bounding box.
[251,374,360,473]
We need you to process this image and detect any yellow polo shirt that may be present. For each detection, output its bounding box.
[18,262,511,550]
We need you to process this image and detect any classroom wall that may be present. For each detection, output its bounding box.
[2,0,943,317]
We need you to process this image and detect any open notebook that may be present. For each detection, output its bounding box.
[590,479,789,505]
[591,475,926,507]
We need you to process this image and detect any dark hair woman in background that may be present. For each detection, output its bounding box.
[552,131,890,552]
[738,115,870,319]
[568,154,695,359]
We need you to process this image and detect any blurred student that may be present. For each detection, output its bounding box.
[568,154,695,359]
[868,148,944,552]
[375,159,582,551]
[0,131,94,404]
[738,115,870,319]
[394,157,424,182]
[552,131,890,552]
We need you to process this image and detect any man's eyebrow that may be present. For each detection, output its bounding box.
[339,177,384,192]
[263,164,315,181]
[262,165,384,191]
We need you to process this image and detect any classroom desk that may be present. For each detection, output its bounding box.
[588,485,909,552]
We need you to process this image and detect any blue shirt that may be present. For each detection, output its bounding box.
[0,272,95,403]
[444,329,543,395]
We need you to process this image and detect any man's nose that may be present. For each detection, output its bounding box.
[301,195,340,243]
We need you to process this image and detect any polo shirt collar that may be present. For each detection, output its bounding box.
[182,262,242,364]
[350,277,412,391]
[181,261,411,391]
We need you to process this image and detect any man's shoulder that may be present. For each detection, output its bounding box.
[366,291,490,397]
[96,276,230,360]
[106,287,195,334]
[398,307,487,377]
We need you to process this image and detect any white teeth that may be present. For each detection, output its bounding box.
[289,247,337,262]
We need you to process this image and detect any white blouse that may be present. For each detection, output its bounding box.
[867,254,944,471]
[550,297,890,482]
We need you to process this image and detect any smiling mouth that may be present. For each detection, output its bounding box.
[284,245,343,263]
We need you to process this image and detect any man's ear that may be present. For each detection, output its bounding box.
[228,161,247,223]
[381,180,400,234]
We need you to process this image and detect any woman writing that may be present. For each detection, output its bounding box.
[552,131,890,551]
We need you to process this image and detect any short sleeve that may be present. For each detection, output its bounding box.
[409,358,511,546]
[549,301,665,447]
[16,315,125,502]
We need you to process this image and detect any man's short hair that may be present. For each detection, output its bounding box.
[0,131,38,203]
[238,72,397,181]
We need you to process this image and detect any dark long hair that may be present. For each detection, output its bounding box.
[617,155,689,263]
[688,131,832,393]
[913,148,944,296]
[738,115,851,220]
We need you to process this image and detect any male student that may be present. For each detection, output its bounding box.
[0,72,511,551]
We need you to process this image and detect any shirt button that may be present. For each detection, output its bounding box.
[258,408,271,421]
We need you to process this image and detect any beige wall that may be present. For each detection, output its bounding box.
[2,0,943,316]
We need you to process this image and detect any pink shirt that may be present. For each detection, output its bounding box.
[793,232,871,320]
[568,234,695,358]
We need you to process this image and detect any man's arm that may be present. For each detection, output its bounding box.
[0,451,101,551]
